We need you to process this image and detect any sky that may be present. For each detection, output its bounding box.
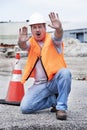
[0,0,87,23]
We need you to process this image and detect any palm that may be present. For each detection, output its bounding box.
[48,12,62,29]
[18,26,29,42]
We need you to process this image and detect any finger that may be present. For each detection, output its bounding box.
[18,29,21,41]
[52,12,59,19]
[49,12,58,20]
[19,28,21,35]
[22,26,28,35]
[48,24,54,28]
[18,28,22,40]
[56,13,59,19]
[49,12,54,19]
[52,12,56,19]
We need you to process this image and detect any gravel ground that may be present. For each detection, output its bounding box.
[0,79,87,130]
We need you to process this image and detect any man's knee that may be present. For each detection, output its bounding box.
[20,101,33,114]
[57,68,72,80]
[62,68,71,79]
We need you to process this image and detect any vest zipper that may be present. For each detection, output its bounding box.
[38,43,48,81]
[26,57,39,81]
[40,56,48,81]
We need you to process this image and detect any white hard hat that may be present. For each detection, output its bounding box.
[29,12,46,25]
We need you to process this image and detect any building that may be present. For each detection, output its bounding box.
[0,21,87,44]
[63,22,87,43]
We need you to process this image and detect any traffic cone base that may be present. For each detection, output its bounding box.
[6,81,24,102]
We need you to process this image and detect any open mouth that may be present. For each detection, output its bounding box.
[36,32,41,36]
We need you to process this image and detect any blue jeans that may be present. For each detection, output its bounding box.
[20,68,72,113]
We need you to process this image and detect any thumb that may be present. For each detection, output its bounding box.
[48,24,55,29]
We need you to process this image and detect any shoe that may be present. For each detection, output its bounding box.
[56,110,67,120]
[50,106,56,112]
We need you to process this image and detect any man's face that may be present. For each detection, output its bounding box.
[31,23,46,42]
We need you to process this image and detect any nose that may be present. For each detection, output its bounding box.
[36,27,39,31]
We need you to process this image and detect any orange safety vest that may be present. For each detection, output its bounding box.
[21,33,67,84]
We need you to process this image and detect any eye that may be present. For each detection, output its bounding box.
[38,25,42,29]
[33,26,37,29]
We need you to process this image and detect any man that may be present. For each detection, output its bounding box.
[18,12,72,120]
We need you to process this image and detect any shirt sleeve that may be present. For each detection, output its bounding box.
[51,33,62,53]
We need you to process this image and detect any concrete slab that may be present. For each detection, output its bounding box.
[0,80,87,130]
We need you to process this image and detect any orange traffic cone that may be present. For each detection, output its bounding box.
[5,52,24,105]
